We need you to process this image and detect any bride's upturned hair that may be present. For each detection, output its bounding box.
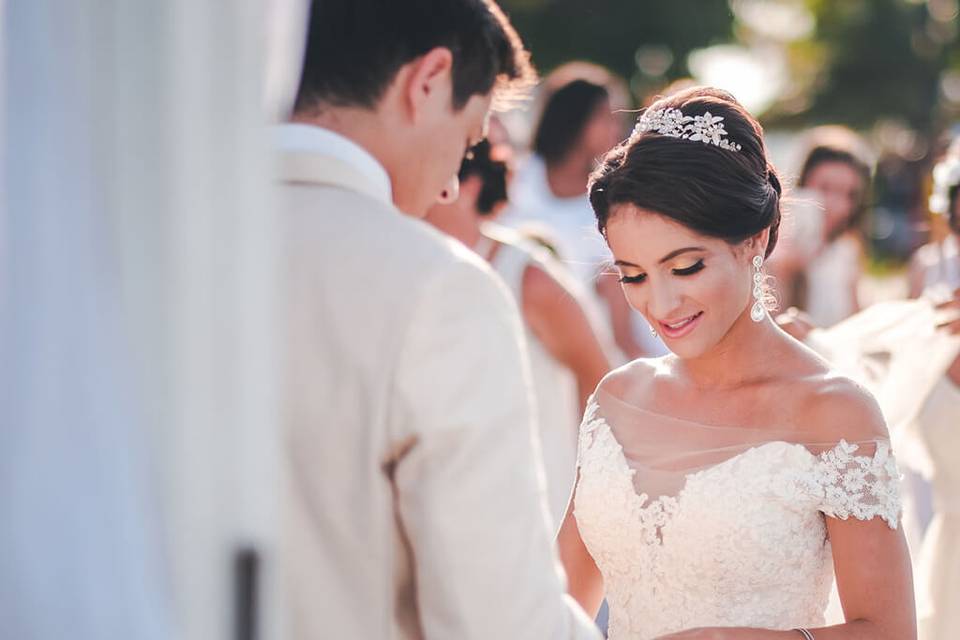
[588,87,782,259]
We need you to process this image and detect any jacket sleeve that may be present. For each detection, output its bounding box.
[390,258,601,640]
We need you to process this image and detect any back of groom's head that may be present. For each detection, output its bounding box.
[294,0,534,115]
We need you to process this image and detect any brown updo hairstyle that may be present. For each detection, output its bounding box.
[588,87,782,260]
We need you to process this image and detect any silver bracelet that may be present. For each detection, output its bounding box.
[793,629,815,640]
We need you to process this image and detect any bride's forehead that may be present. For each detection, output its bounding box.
[606,205,723,257]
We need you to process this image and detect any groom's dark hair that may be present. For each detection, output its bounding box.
[293,0,535,114]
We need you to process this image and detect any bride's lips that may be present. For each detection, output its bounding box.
[657,312,704,339]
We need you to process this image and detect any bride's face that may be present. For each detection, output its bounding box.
[606,204,755,359]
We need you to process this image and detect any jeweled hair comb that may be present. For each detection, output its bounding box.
[632,107,742,152]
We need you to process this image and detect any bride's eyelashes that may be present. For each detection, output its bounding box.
[618,260,706,284]
[672,259,706,276]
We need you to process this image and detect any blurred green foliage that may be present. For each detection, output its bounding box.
[499,0,960,131]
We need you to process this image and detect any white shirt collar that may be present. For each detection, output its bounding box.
[275,123,393,205]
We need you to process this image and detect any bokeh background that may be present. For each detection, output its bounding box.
[2,2,959,639]
[500,0,960,273]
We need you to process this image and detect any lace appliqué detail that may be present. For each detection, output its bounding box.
[573,396,904,640]
[814,439,901,529]
[577,400,679,547]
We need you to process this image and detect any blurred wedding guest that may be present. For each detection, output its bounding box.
[276,1,601,639]
[426,140,612,528]
[501,62,662,360]
[771,127,873,325]
[911,138,960,302]
[502,63,622,282]
[906,137,960,640]
[776,138,960,637]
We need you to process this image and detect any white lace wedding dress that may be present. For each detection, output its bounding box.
[573,390,902,640]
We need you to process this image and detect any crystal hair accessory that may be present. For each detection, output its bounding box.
[632,107,742,152]
[929,153,960,215]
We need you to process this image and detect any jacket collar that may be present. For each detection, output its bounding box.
[275,123,392,206]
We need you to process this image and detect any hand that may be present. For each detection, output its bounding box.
[775,307,818,341]
[935,287,960,335]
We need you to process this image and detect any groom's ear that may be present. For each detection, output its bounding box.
[403,47,455,124]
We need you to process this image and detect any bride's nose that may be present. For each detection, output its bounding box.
[648,281,684,321]
[437,175,460,204]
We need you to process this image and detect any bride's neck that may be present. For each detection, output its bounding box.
[676,311,788,390]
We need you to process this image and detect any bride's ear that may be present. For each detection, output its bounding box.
[743,228,771,260]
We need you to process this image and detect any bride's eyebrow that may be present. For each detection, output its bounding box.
[658,247,706,264]
[613,246,707,269]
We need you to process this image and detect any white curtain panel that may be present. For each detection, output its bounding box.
[1,1,285,638]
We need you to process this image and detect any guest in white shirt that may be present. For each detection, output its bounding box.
[278,2,602,639]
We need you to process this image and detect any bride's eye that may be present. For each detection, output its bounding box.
[673,259,705,277]
[619,273,646,284]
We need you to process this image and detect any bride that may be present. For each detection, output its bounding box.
[557,87,916,640]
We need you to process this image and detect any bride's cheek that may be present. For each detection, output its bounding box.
[623,289,646,313]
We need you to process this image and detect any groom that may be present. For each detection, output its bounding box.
[278,1,601,638]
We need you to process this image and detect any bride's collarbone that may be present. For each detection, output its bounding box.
[630,383,844,439]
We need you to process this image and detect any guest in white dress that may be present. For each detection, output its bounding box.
[501,63,664,360]
[557,86,915,640]
[772,127,873,326]
[770,144,960,638]
[278,2,601,638]
[426,140,611,529]
[906,140,960,640]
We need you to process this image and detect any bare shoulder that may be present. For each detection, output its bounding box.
[521,260,569,306]
[595,356,668,402]
[797,372,889,443]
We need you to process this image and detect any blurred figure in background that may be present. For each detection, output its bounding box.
[501,62,663,361]
[911,137,960,302]
[502,62,623,284]
[776,135,960,636]
[906,136,960,640]
[278,1,600,638]
[426,139,612,528]
[772,127,874,326]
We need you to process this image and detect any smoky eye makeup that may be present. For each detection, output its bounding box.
[672,259,706,276]
[618,272,646,284]
[615,253,706,284]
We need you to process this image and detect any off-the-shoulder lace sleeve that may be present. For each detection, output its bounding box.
[575,395,604,469]
[814,440,902,529]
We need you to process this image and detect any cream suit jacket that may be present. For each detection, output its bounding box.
[278,127,600,640]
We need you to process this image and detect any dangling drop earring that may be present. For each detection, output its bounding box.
[751,255,767,322]
[650,324,658,338]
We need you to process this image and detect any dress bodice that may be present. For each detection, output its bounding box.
[573,398,902,640]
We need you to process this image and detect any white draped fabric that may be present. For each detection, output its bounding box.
[1,1,290,638]
[805,297,960,634]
